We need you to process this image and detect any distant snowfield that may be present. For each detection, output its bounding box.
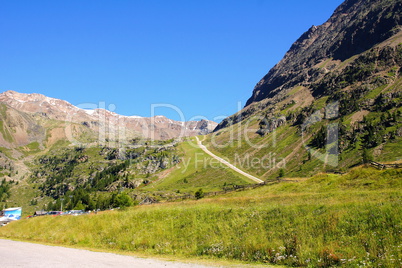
[83,109,96,115]
[126,115,143,119]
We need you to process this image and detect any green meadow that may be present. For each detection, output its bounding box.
[1,166,401,267]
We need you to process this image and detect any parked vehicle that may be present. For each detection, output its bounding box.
[48,211,62,216]
[68,210,85,216]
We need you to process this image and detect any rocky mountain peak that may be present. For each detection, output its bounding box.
[0,90,82,120]
[245,0,402,107]
[2,90,67,105]
[0,90,218,141]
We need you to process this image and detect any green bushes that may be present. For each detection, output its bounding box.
[194,188,204,200]
[113,193,134,208]
[28,144,180,211]
[0,178,13,202]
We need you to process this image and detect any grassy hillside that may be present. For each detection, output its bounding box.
[3,41,402,210]
[3,137,256,214]
[204,49,402,180]
[1,166,401,267]
[141,137,255,195]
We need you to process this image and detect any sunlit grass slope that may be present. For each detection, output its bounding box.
[1,166,401,267]
[142,137,255,194]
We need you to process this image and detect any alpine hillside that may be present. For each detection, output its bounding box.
[0,90,217,211]
[210,0,402,178]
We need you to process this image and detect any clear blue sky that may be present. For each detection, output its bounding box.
[1,0,344,122]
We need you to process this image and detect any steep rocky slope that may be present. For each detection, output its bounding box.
[216,0,402,130]
[246,0,402,106]
[0,103,45,148]
[210,0,402,178]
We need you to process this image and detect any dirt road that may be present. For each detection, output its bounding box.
[195,137,264,184]
[0,239,215,268]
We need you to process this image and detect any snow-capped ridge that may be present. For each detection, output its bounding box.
[0,90,218,140]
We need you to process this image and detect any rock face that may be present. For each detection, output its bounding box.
[211,0,402,176]
[215,0,402,132]
[256,116,286,136]
[0,90,218,142]
[245,0,402,106]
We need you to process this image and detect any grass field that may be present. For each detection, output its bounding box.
[141,137,255,194]
[1,166,401,267]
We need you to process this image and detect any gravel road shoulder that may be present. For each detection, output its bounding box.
[0,239,217,268]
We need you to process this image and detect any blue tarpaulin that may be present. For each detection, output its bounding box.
[2,207,22,221]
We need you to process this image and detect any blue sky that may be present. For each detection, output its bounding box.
[1,0,344,122]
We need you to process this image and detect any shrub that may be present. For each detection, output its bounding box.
[195,188,204,200]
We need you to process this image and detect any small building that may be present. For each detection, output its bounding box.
[33,211,48,216]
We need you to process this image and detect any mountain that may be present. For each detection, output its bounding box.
[210,0,401,178]
[0,91,217,212]
[1,0,401,216]
[246,0,402,106]
[0,90,217,145]
[216,0,402,130]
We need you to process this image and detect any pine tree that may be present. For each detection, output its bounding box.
[362,148,373,164]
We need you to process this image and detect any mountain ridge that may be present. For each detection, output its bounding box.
[209,0,401,180]
[215,0,402,131]
[245,0,402,106]
[0,90,218,143]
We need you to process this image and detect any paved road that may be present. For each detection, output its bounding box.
[0,239,216,268]
[195,137,264,184]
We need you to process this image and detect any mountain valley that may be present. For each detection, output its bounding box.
[0,0,402,266]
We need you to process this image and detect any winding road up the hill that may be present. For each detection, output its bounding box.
[195,137,264,184]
